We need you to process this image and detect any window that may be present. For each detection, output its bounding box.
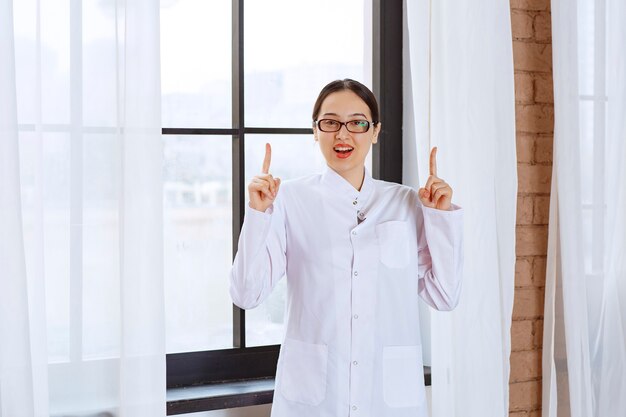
[164,0,404,407]
[161,0,377,355]
[12,0,402,413]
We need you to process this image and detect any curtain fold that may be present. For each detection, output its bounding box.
[544,0,626,416]
[403,1,517,416]
[119,1,164,415]
[0,1,35,416]
[0,0,165,416]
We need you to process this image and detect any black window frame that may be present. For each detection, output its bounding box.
[165,0,404,413]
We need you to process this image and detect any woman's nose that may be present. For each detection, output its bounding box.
[335,123,351,138]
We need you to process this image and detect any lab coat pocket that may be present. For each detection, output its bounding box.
[382,345,425,408]
[376,220,410,269]
[278,337,328,406]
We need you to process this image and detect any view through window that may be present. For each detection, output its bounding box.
[161,0,373,353]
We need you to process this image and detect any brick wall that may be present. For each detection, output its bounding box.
[509,0,554,416]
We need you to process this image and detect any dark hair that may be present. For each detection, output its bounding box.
[312,79,380,125]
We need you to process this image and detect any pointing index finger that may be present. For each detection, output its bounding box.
[429,146,438,177]
[262,143,271,174]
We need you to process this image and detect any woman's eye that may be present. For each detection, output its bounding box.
[324,120,339,127]
[349,121,368,128]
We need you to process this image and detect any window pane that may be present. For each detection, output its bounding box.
[40,0,71,125]
[244,0,372,128]
[19,132,72,363]
[244,135,323,346]
[83,134,121,359]
[161,0,231,128]
[83,2,118,127]
[164,135,233,353]
[14,0,71,125]
[245,134,326,181]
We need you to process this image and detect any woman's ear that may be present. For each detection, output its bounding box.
[372,122,381,144]
[313,126,318,141]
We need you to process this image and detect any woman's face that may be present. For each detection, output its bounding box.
[313,90,381,177]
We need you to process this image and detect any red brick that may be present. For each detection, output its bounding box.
[518,164,552,194]
[533,196,551,224]
[535,134,553,162]
[533,257,548,286]
[516,225,549,256]
[534,73,554,103]
[510,411,542,417]
[511,319,534,351]
[516,257,534,286]
[513,42,552,73]
[516,134,535,164]
[510,380,542,411]
[510,350,542,382]
[534,12,552,42]
[516,104,554,133]
[517,195,534,225]
[510,0,550,11]
[515,72,535,104]
[534,319,544,349]
[513,286,545,318]
[512,10,534,39]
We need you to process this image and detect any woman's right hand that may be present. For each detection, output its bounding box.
[248,143,281,212]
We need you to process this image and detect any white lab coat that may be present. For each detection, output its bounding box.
[230,166,464,417]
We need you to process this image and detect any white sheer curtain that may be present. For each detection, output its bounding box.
[543,0,626,416]
[0,0,165,416]
[404,0,517,416]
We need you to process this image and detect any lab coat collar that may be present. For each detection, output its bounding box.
[321,165,375,210]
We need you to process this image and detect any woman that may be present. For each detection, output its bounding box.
[230,79,463,417]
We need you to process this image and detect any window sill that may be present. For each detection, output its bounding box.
[166,367,431,415]
[166,378,274,415]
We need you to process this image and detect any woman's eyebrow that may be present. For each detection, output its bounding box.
[321,112,368,118]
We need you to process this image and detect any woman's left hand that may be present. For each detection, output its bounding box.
[418,147,453,211]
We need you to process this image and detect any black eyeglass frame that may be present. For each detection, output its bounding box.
[314,118,380,133]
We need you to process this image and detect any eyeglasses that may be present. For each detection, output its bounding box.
[314,119,377,133]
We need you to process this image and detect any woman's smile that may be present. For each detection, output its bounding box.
[333,144,354,158]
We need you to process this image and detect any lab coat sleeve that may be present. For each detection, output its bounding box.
[229,198,287,310]
[417,202,464,311]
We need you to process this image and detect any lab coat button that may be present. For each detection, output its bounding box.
[352,230,357,235]
[353,360,358,365]
[353,271,358,276]
[352,200,358,205]
[352,405,357,410]
[353,314,359,319]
